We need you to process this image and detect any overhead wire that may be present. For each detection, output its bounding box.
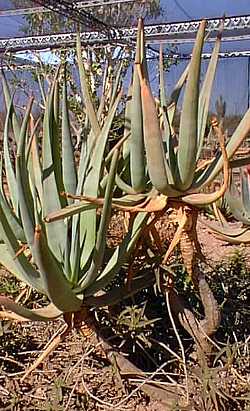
[173,0,193,20]
[32,0,162,60]
[34,0,110,32]
[173,0,213,52]
[0,0,137,16]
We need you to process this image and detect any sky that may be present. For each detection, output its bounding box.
[155,1,250,115]
[0,0,250,38]
[160,0,250,21]
[0,1,249,54]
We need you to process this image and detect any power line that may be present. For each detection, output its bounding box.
[173,0,215,52]
[31,0,141,57]
[33,0,110,32]
[0,0,136,17]
[173,0,193,20]
[1,14,249,53]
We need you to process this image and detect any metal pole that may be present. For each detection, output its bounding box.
[248,56,250,108]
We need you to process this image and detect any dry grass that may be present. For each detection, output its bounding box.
[0,221,250,410]
[0,319,153,410]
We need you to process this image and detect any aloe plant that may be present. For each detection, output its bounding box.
[56,18,250,271]
[1,18,250,385]
[126,19,250,258]
[112,18,250,362]
[204,167,250,244]
[0,36,158,380]
[99,19,228,290]
[121,18,250,208]
[55,19,235,213]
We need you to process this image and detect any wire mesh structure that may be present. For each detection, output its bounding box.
[0,1,250,125]
[0,14,250,52]
[33,0,111,31]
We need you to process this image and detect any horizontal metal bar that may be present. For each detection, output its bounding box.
[167,50,250,60]
[149,34,250,45]
[2,49,250,72]
[0,14,249,53]
[33,0,110,31]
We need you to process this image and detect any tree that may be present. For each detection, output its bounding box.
[12,1,161,35]
[7,1,162,146]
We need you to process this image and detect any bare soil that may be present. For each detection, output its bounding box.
[197,218,250,268]
[0,219,249,410]
[0,320,153,410]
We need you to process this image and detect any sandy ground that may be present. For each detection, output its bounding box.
[197,218,250,267]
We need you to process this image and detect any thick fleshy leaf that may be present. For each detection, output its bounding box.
[32,224,82,312]
[159,45,178,186]
[136,18,181,196]
[182,188,227,206]
[202,219,249,237]
[1,69,21,142]
[193,108,250,189]
[37,70,46,106]
[204,221,250,244]
[29,116,43,203]
[42,74,67,262]
[196,20,223,159]
[115,173,137,194]
[83,90,123,194]
[79,149,119,289]
[69,90,122,278]
[141,79,180,196]
[76,32,100,138]
[122,85,132,160]
[79,91,123,268]
[110,61,123,108]
[97,61,109,121]
[3,97,19,214]
[62,69,77,203]
[16,98,36,248]
[83,212,149,295]
[212,230,250,244]
[0,297,62,322]
[162,64,190,188]
[0,189,24,243]
[45,201,97,222]
[164,63,190,142]
[183,125,229,205]
[0,204,43,291]
[0,152,25,243]
[176,20,206,190]
[130,18,146,192]
[45,192,148,223]
[241,168,250,215]
[52,77,65,204]
[75,132,91,195]
[225,184,250,225]
[168,62,190,109]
